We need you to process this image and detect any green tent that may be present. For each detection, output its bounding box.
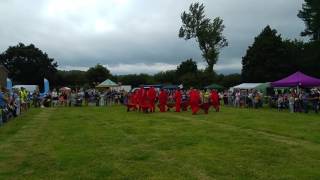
[205,83,224,90]
[96,79,118,88]
[255,82,270,95]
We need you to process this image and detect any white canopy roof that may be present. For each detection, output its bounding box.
[232,83,263,90]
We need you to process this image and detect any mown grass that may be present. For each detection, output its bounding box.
[0,106,319,179]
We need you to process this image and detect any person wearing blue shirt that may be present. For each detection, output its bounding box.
[0,87,8,125]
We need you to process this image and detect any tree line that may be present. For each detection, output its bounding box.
[58,59,241,89]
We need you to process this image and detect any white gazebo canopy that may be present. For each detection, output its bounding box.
[96,79,119,88]
[232,83,263,90]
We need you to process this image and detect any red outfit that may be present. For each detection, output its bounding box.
[200,103,210,114]
[141,89,150,112]
[158,90,168,112]
[148,87,157,112]
[127,92,137,111]
[137,87,144,111]
[189,89,200,115]
[211,90,220,112]
[174,90,182,112]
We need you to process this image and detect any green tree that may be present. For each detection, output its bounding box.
[116,74,155,87]
[179,2,228,73]
[0,43,58,85]
[301,41,320,78]
[56,70,87,87]
[154,70,177,84]
[298,0,320,41]
[179,73,199,88]
[241,26,298,82]
[176,59,198,77]
[86,64,111,85]
[218,73,241,88]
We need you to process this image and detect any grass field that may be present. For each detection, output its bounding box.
[0,106,319,179]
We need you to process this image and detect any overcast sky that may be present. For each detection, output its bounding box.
[0,0,305,74]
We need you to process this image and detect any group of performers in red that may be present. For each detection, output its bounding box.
[127,87,220,115]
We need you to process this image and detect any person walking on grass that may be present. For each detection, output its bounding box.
[148,87,157,113]
[141,88,150,113]
[189,87,200,115]
[158,89,168,112]
[210,89,220,112]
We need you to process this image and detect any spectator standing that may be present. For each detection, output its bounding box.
[0,88,8,124]
[234,90,241,108]
[70,90,77,107]
[301,90,309,113]
[84,91,90,106]
[288,93,295,113]
[52,89,59,107]
[311,89,319,113]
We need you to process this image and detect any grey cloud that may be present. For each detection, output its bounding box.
[0,0,305,74]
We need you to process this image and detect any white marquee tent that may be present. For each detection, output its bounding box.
[232,83,263,90]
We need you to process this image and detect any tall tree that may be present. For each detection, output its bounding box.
[301,41,320,78]
[176,59,198,77]
[242,26,299,82]
[179,2,228,73]
[86,64,111,85]
[298,0,320,41]
[0,43,58,85]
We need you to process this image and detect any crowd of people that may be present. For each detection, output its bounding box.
[218,88,320,114]
[0,87,30,125]
[271,88,320,113]
[220,89,264,109]
[126,87,220,115]
[43,88,127,107]
[0,87,130,125]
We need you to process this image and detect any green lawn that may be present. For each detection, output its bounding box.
[0,106,320,179]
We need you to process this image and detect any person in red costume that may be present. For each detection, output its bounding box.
[158,89,168,112]
[148,87,157,112]
[127,91,137,112]
[189,87,200,115]
[211,89,220,112]
[133,90,138,107]
[174,88,182,112]
[141,88,150,113]
[137,87,144,112]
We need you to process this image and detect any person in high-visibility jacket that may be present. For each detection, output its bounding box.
[20,87,28,112]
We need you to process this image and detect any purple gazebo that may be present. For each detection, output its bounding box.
[271,71,320,88]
